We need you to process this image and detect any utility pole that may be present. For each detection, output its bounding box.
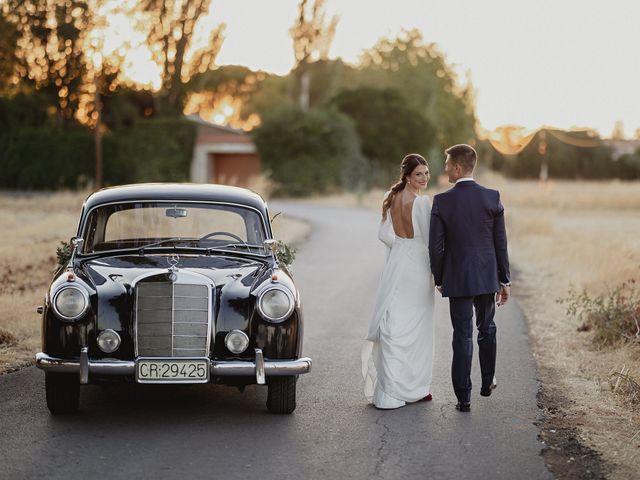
[93,53,103,190]
[538,129,548,183]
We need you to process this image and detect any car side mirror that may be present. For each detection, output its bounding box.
[263,239,277,254]
[68,237,85,267]
[71,237,84,249]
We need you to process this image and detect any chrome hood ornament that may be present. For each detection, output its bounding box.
[167,254,180,282]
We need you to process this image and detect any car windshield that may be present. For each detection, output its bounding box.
[82,202,267,254]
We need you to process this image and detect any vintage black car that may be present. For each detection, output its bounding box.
[36,183,311,414]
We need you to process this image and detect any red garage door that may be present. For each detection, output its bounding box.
[209,153,261,186]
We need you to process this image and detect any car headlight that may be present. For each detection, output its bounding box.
[225,330,249,354]
[257,286,294,323]
[52,285,90,321]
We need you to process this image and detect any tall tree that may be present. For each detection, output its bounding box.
[357,29,476,151]
[138,0,225,115]
[0,10,19,94]
[3,0,94,127]
[290,0,338,110]
[332,86,436,183]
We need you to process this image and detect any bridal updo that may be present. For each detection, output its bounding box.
[381,153,428,220]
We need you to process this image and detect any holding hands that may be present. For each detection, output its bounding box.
[435,284,510,307]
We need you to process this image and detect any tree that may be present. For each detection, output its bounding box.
[252,106,364,195]
[332,87,436,183]
[611,120,625,140]
[184,65,272,129]
[0,11,19,94]
[356,29,476,151]
[3,0,95,127]
[137,0,225,115]
[290,0,338,110]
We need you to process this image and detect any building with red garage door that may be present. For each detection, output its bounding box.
[187,115,261,187]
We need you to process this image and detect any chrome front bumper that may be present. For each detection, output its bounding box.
[35,348,312,386]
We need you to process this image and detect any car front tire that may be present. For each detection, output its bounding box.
[45,372,79,414]
[266,376,297,414]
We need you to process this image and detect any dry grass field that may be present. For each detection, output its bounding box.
[308,174,640,478]
[499,178,640,479]
[0,189,309,374]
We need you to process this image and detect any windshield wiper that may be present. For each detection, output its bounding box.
[138,237,193,254]
[206,243,266,255]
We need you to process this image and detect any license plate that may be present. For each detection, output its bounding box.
[136,358,210,384]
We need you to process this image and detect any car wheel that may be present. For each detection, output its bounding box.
[45,372,80,414]
[266,376,297,414]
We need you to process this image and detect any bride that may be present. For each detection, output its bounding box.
[362,153,436,409]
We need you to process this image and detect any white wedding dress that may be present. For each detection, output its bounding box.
[362,193,435,409]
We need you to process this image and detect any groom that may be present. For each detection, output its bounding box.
[428,144,510,412]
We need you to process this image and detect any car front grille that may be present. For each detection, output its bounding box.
[135,274,211,357]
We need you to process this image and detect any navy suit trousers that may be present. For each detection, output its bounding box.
[449,294,497,402]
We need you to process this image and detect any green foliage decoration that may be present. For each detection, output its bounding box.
[56,240,72,270]
[275,241,296,270]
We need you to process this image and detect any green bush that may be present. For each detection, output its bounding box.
[331,87,436,186]
[252,106,365,196]
[0,128,94,189]
[0,92,53,131]
[104,117,197,185]
[0,117,197,189]
[559,280,640,347]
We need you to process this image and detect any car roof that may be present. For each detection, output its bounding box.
[82,183,269,214]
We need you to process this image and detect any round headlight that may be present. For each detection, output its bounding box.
[97,329,121,353]
[257,287,294,322]
[53,285,89,320]
[225,330,249,354]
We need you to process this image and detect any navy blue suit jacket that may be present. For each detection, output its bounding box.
[429,180,510,298]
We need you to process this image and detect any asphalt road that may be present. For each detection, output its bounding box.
[0,202,552,480]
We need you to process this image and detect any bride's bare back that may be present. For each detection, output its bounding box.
[390,189,416,239]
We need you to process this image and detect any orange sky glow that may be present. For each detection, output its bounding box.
[92,0,640,139]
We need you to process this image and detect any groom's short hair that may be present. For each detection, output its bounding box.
[445,144,477,173]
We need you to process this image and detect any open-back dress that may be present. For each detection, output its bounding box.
[362,193,435,409]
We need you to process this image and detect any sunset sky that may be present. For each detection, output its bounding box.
[104,0,640,138]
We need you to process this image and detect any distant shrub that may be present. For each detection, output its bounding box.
[505,129,617,179]
[0,128,94,189]
[0,117,197,189]
[609,367,640,406]
[331,87,436,185]
[0,328,17,347]
[559,280,640,347]
[104,117,197,185]
[252,105,365,196]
